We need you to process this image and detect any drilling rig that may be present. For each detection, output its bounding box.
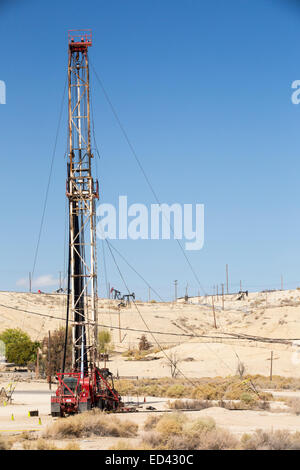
[51,31,121,416]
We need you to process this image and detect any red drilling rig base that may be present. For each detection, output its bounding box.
[51,368,122,417]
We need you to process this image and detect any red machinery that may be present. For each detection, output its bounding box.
[51,31,122,416]
[51,369,121,417]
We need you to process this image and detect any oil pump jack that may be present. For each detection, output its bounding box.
[51,31,121,416]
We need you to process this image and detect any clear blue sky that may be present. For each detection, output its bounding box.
[1,0,300,300]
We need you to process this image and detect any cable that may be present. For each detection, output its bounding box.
[101,239,113,329]
[103,238,165,303]
[31,76,67,279]
[62,234,71,374]
[103,239,271,388]
[0,301,298,345]
[90,63,207,296]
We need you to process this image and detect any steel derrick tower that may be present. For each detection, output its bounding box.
[67,30,99,374]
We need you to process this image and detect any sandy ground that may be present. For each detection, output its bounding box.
[1,381,300,449]
[1,289,300,378]
[1,289,300,449]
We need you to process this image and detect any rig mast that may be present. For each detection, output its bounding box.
[51,31,121,416]
[67,30,98,375]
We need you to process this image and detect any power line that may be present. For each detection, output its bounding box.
[0,301,298,345]
[90,63,207,296]
[31,76,67,279]
[103,238,165,303]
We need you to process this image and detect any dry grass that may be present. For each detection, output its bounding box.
[140,413,238,450]
[167,397,270,411]
[241,429,300,450]
[141,413,300,450]
[247,375,300,390]
[0,434,13,450]
[167,399,213,410]
[109,441,153,450]
[155,413,185,435]
[44,409,138,439]
[116,375,274,402]
[221,399,270,411]
[288,397,300,415]
[143,414,161,431]
[22,438,81,450]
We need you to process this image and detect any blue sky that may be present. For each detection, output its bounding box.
[1,0,300,300]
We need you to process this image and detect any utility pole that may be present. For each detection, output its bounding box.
[270,351,273,381]
[29,272,32,293]
[48,331,51,390]
[118,307,121,343]
[185,283,188,297]
[221,283,224,310]
[148,287,151,303]
[226,264,229,294]
[35,347,40,379]
[174,280,178,302]
[212,295,217,328]
[216,285,219,300]
[240,280,242,292]
[59,271,62,290]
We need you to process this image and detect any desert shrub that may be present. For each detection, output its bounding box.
[221,399,270,411]
[257,391,273,401]
[240,392,256,405]
[0,328,39,366]
[142,431,164,449]
[109,441,153,450]
[44,410,138,439]
[121,349,152,361]
[41,327,72,376]
[22,439,80,450]
[141,414,237,450]
[115,376,274,402]
[143,414,161,431]
[223,381,252,400]
[98,329,113,354]
[109,441,135,450]
[155,413,185,435]
[192,383,223,400]
[158,433,201,450]
[196,427,238,450]
[241,429,300,450]
[185,417,216,434]
[36,439,58,450]
[288,398,300,415]
[0,435,13,450]
[166,384,186,398]
[247,375,300,391]
[236,361,246,378]
[23,441,34,450]
[139,335,151,351]
[23,439,57,450]
[63,442,81,450]
[167,399,212,410]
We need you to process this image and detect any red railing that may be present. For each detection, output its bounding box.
[68,29,92,47]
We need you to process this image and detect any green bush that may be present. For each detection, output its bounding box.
[0,328,39,366]
[98,330,112,354]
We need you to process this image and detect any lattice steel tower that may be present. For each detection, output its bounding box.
[67,30,99,375]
